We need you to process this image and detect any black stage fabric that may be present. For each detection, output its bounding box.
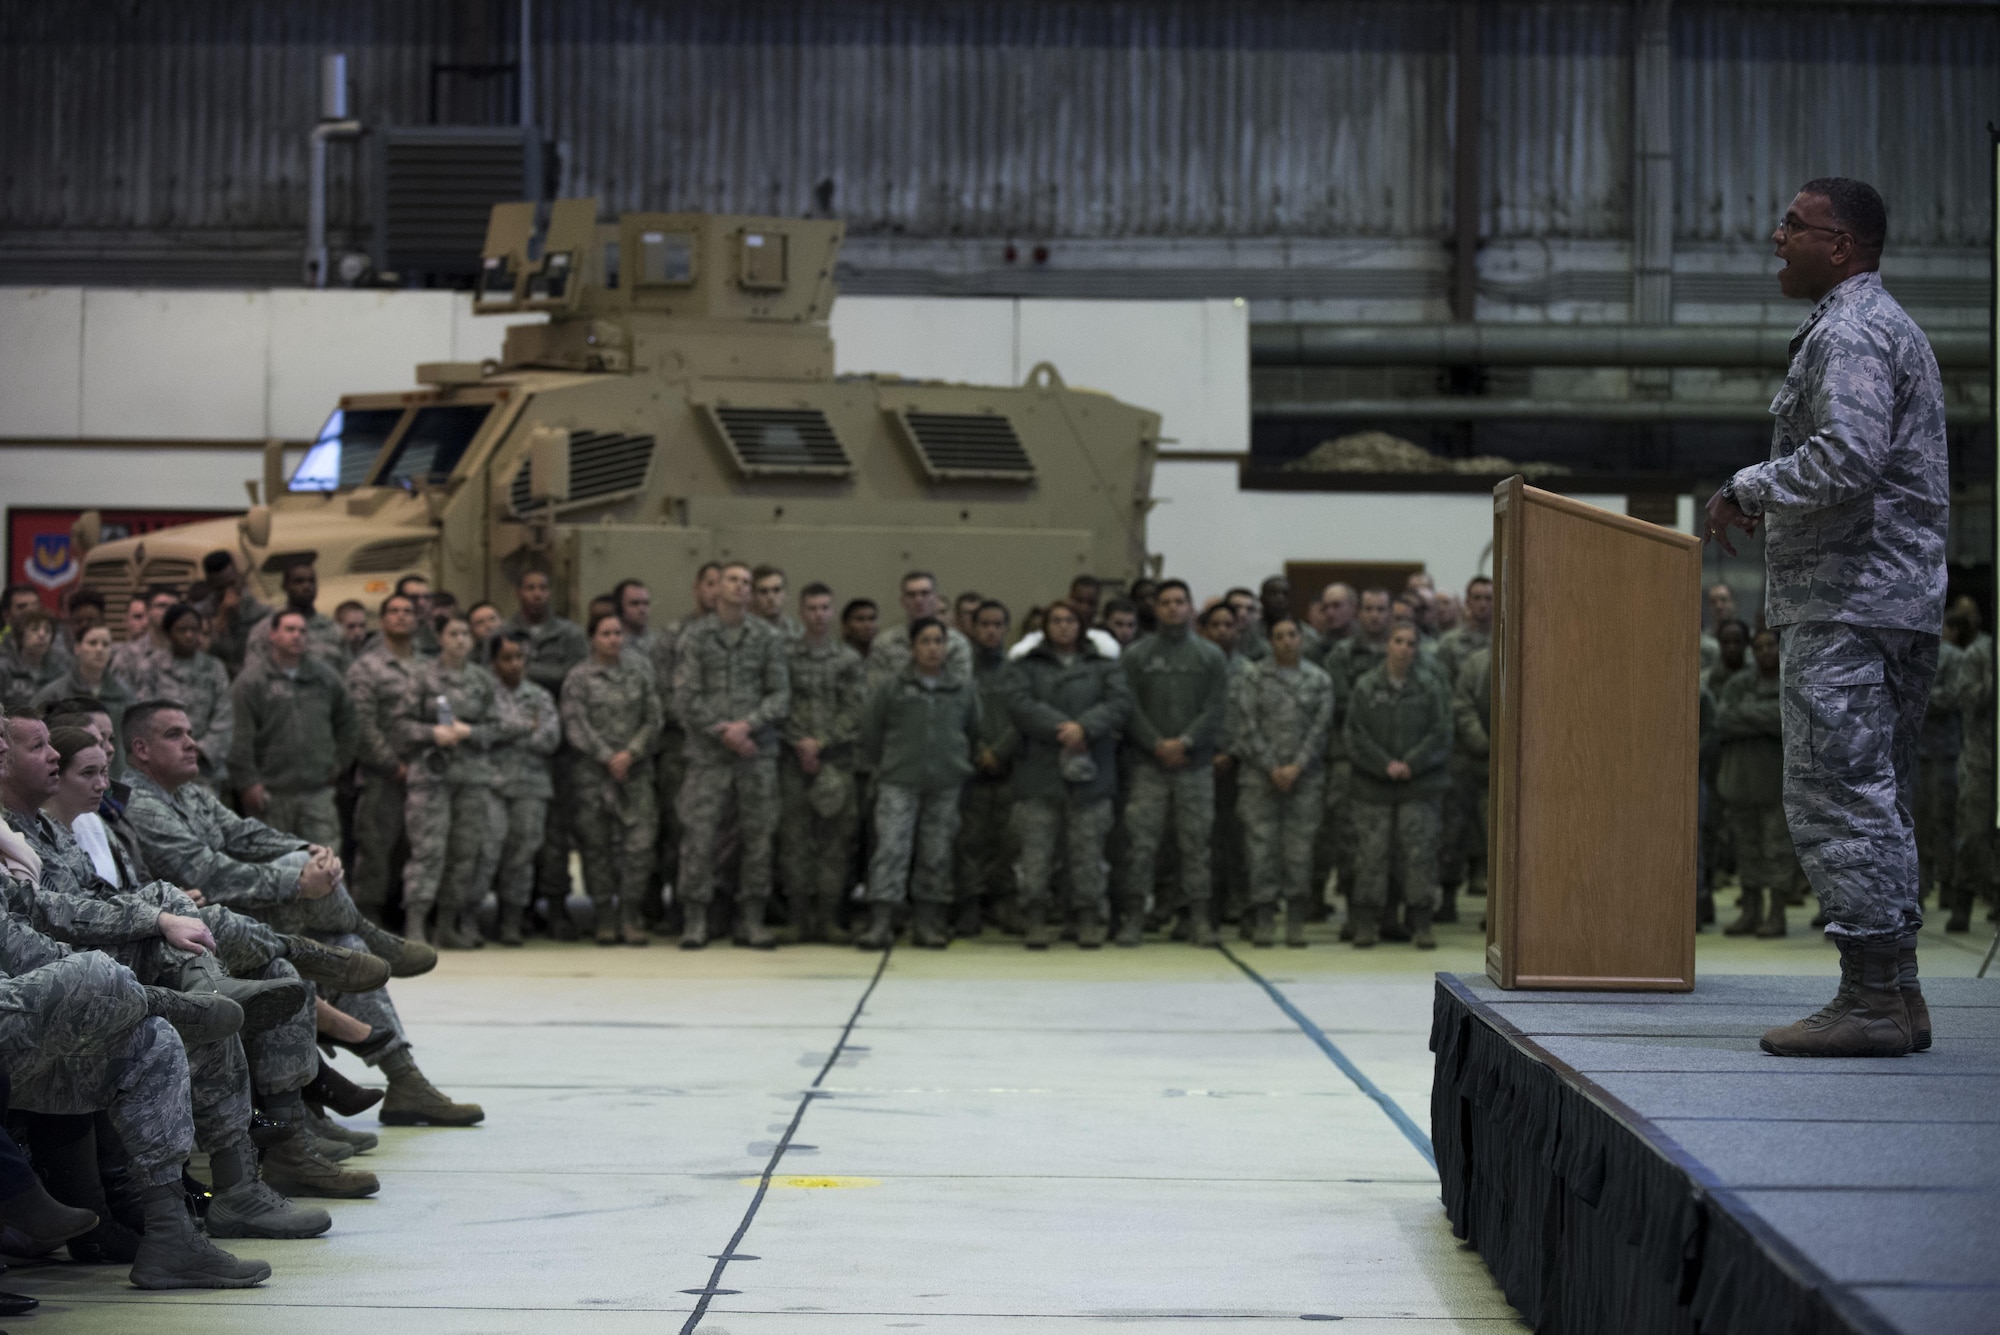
[1430,972,2000,1335]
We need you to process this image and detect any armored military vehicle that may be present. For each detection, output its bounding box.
[74,199,1162,629]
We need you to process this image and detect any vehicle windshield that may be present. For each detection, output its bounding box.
[289,407,405,492]
[377,404,495,488]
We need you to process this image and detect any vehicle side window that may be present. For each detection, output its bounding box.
[290,408,406,492]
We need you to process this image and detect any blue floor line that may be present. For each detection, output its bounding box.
[1218,943,1438,1170]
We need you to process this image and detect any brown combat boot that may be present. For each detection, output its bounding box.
[1898,936,1932,1052]
[259,1128,380,1198]
[680,903,710,950]
[1183,906,1217,947]
[853,902,896,950]
[1250,905,1276,948]
[911,902,949,949]
[1022,905,1051,951]
[1724,888,1764,936]
[1076,912,1107,949]
[378,1052,485,1126]
[1760,939,1912,1058]
[620,898,652,947]
[1284,899,1310,948]
[1351,914,1379,949]
[736,898,777,949]
[1756,898,1787,938]
[1410,906,1437,950]
[282,935,391,992]
[496,903,525,948]
[355,916,438,977]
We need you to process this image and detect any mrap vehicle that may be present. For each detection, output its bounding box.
[74,198,1162,627]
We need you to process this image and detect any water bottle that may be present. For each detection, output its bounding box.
[436,694,455,727]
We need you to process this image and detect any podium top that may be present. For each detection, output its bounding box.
[1494,476,1702,553]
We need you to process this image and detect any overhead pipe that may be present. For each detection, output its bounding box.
[306,53,361,288]
[1251,323,1991,370]
[1255,395,1990,425]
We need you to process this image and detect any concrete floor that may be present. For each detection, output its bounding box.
[21,901,1997,1334]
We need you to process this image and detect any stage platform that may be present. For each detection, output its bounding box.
[1431,971,2000,1335]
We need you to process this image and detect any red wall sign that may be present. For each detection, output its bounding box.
[6,508,235,609]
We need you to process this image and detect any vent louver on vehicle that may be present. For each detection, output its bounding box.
[699,406,851,478]
[82,560,135,637]
[348,540,433,575]
[892,410,1036,482]
[509,431,657,513]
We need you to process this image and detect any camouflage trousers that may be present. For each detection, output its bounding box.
[1212,761,1247,918]
[573,760,658,913]
[1311,760,1353,903]
[1725,801,1801,899]
[779,757,859,909]
[1779,622,1938,943]
[1238,768,1326,908]
[677,754,776,908]
[262,786,341,847]
[868,782,963,905]
[655,726,688,898]
[177,898,317,1098]
[350,767,407,914]
[534,747,578,904]
[1439,766,1489,894]
[1011,794,1113,917]
[1914,753,1958,899]
[954,775,1016,913]
[0,953,192,1191]
[1953,761,1996,908]
[234,874,411,1066]
[472,792,548,911]
[1350,796,1442,915]
[401,774,490,919]
[1120,761,1214,914]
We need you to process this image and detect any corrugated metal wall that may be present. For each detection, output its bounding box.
[2,0,1994,246]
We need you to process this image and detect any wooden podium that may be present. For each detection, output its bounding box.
[1487,478,1701,991]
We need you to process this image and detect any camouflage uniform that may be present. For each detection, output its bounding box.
[1450,647,1493,896]
[1715,670,1802,901]
[1006,640,1131,921]
[1344,663,1454,919]
[955,644,1021,927]
[1211,654,1252,922]
[507,612,589,906]
[1726,271,1948,944]
[1433,625,1490,894]
[344,643,424,916]
[862,668,981,905]
[0,936,194,1193]
[187,586,272,679]
[475,677,561,911]
[30,668,134,775]
[647,620,690,899]
[245,607,349,672]
[779,634,866,921]
[1231,658,1334,910]
[110,636,167,692]
[1915,639,1963,901]
[867,622,973,690]
[228,653,355,846]
[1119,625,1229,921]
[132,648,235,789]
[0,639,66,712]
[1701,656,1751,890]
[122,771,412,1064]
[672,615,788,911]
[563,654,663,923]
[394,659,500,924]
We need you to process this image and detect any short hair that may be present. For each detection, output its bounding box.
[395,574,431,596]
[161,603,201,634]
[49,726,105,773]
[272,608,309,632]
[1799,176,1888,251]
[202,550,235,576]
[1267,616,1302,636]
[1155,578,1191,600]
[1466,576,1493,592]
[467,599,499,620]
[694,561,722,580]
[144,583,180,604]
[841,598,877,623]
[489,628,531,661]
[1198,603,1235,631]
[587,610,622,637]
[1044,600,1080,623]
[66,589,105,614]
[974,599,1010,623]
[720,560,753,578]
[800,582,833,601]
[1751,625,1780,645]
[334,599,366,619]
[122,698,187,740]
[430,590,459,611]
[1068,574,1099,591]
[1225,586,1256,605]
[380,592,415,617]
[750,564,785,585]
[516,564,551,588]
[955,590,985,609]
[43,695,107,720]
[13,608,54,636]
[2,584,39,608]
[610,578,648,608]
[900,570,937,592]
[1716,617,1752,641]
[280,556,316,579]
[1361,587,1392,604]
[1102,597,1137,620]
[908,615,946,643]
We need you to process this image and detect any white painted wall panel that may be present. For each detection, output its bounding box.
[831,297,1017,386]
[1149,460,1626,600]
[80,290,268,440]
[266,290,458,439]
[1018,298,1249,454]
[0,445,260,511]
[0,288,82,437]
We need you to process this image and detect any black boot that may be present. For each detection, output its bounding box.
[1898,936,1931,1052]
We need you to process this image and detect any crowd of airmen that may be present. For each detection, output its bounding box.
[0,554,1502,967]
[1698,579,1997,941]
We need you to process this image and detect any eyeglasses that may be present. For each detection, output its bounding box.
[1776,214,1849,240]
